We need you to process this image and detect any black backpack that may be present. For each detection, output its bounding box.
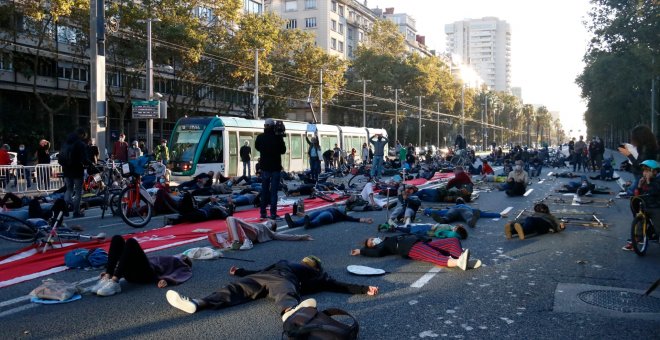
[282,307,359,340]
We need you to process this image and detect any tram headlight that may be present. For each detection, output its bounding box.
[182,162,191,171]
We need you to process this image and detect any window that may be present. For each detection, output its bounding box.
[338,23,344,34]
[285,0,297,12]
[331,38,337,50]
[347,27,353,40]
[305,17,316,28]
[286,19,297,29]
[331,1,337,12]
[304,0,316,9]
[338,41,344,52]
[243,0,262,14]
[199,131,223,164]
[338,5,344,17]
[58,64,88,81]
[291,135,302,159]
[0,52,12,70]
[330,20,336,31]
[358,31,363,42]
[57,25,82,44]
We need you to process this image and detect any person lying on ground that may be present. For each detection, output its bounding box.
[423,198,505,228]
[166,193,232,225]
[165,255,378,318]
[504,203,564,240]
[350,234,476,270]
[390,223,468,240]
[388,184,421,226]
[551,171,580,178]
[556,176,612,196]
[212,216,313,250]
[284,207,373,229]
[413,185,472,203]
[91,235,193,297]
[0,192,25,210]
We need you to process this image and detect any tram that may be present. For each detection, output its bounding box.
[168,116,387,181]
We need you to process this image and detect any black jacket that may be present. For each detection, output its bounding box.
[359,234,429,259]
[255,131,286,172]
[240,145,251,162]
[62,133,90,179]
[234,260,369,295]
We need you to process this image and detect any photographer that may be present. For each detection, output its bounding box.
[255,118,286,220]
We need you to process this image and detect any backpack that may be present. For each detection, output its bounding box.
[282,307,359,340]
[64,248,108,268]
[58,142,73,167]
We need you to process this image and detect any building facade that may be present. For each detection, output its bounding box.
[445,17,511,92]
[371,7,434,57]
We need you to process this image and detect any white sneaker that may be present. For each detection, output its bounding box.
[166,290,198,314]
[281,298,317,322]
[96,280,121,296]
[468,259,482,269]
[89,277,110,294]
[239,239,254,250]
[456,249,470,271]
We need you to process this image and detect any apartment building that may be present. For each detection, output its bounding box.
[265,0,376,59]
[371,7,434,57]
[445,17,511,92]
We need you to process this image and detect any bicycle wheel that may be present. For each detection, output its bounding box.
[109,191,122,216]
[118,186,153,228]
[630,214,649,256]
[0,215,38,243]
[348,174,369,190]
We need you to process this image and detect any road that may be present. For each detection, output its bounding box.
[0,152,659,339]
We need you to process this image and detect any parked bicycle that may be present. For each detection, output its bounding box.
[117,157,155,228]
[629,195,658,256]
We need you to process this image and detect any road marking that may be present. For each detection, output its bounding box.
[410,267,442,288]
[0,295,30,308]
[0,303,37,318]
[500,207,513,216]
[523,189,534,196]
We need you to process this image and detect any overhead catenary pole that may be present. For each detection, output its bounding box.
[89,0,106,159]
[253,48,261,120]
[146,17,154,153]
[436,101,441,148]
[416,95,423,147]
[461,84,465,137]
[357,79,371,127]
[394,89,400,143]
[319,69,323,124]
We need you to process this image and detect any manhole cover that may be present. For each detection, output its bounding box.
[578,290,660,313]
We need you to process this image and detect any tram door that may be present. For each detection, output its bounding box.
[228,131,238,176]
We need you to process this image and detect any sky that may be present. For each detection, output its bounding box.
[369,0,592,135]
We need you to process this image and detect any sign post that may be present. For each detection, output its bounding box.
[132,100,160,119]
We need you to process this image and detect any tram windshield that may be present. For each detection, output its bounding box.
[170,122,206,162]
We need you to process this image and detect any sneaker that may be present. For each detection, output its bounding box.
[281,298,317,322]
[468,259,482,269]
[456,197,466,204]
[585,191,593,197]
[284,213,295,229]
[96,280,121,296]
[456,249,470,271]
[504,223,513,239]
[89,277,110,294]
[622,242,633,251]
[239,239,253,250]
[513,223,525,240]
[303,215,311,229]
[227,203,235,216]
[166,290,198,314]
[468,210,481,228]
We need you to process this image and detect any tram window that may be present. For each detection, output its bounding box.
[199,131,223,164]
[291,135,302,159]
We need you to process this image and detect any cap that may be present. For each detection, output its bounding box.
[301,255,322,270]
[641,159,660,170]
[264,118,275,126]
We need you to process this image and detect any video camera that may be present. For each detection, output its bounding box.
[273,120,286,136]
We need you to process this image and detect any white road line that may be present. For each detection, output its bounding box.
[410,267,442,288]
[0,303,37,318]
[0,295,30,308]
[500,207,513,216]
[523,189,534,196]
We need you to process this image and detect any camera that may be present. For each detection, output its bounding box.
[273,120,286,136]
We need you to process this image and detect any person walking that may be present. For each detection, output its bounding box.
[369,134,389,179]
[255,119,286,220]
[240,141,252,178]
[112,133,128,162]
[155,139,169,165]
[61,128,91,218]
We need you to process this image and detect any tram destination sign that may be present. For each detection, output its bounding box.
[131,100,160,119]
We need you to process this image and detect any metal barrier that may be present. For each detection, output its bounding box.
[0,164,64,194]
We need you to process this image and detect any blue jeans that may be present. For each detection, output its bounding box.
[445,207,474,223]
[415,189,441,202]
[64,177,83,214]
[310,157,321,181]
[260,170,281,217]
[371,155,384,178]
[242,161,251,177]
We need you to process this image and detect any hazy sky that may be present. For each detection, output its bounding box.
[369,0,592,134]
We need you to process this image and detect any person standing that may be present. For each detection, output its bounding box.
[112,133,128,162]
[369,134,389,179]
[62,128,91,218]
[240,141,252,178]
[155,139,170,165]
[573,136,587,172]
[127,140,142,160]
[454,134,467,150]
[17,144,31,189]
[332,143,341,169]
[255,119,286,220]
[305,136,321,181]
[361,142,369,165]
[0,144,11,189]
[35,139,51,190]
[87,138,100,164]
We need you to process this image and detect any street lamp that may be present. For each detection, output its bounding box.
[138,16,161,153]
[357,79,371,127]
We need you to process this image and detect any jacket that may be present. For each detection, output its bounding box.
[359,235,429,258]
[369,136,389,157]
[305,136,321,158]
[154,144,169,162]
[62,133,90,179]
[148,256,193,285]
[240,145,251,162]
[446,172,473,190]
[255,131,286,172]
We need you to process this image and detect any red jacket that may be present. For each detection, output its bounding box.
[0,149,10,165]
[482,163,494,175]
[447,171,473,190]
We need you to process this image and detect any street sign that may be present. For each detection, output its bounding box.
[132,100,160,119]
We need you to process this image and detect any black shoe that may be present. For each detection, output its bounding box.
[468,210,480,228]
[270,215,282,221]
[72,212,85,218]
[260,214,268,220]
[284,213,294,229]
[227,203,235,216]
[303,215,311,229]
[431,212,448,224]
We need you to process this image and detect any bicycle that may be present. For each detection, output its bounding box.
[629,195,658,256]
[97,160,125,219]
[0,206,105,252]
[117,159,155,228]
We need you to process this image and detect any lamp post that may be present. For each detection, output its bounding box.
[416,96,424,147]
[357,79,371,127]
[253,48,265,119]
[394,88,402,143]
[144,17,161,153]
[319,69,323,124]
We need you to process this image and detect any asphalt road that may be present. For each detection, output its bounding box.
[1,151,659,339]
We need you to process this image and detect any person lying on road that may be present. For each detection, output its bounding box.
[209,216,313,250]
[284,207,373,229]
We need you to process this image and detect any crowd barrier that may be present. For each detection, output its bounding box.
[0,164,64,194]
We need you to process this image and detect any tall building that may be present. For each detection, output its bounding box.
[511,87,522,101]
[371,7,434,57]
[445,17,511,92]
[265,0,376,59]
